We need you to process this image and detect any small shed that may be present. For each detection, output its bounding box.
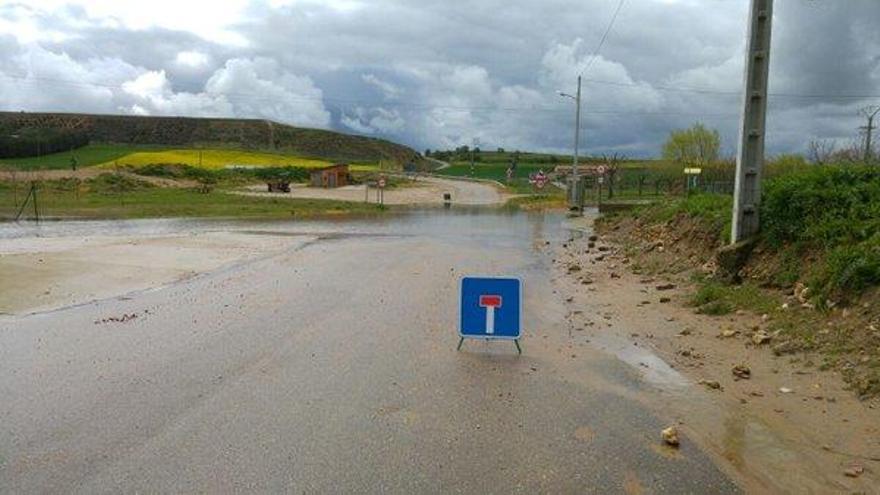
[310,163,350,188]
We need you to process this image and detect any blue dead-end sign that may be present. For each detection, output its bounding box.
[459,276,522,353]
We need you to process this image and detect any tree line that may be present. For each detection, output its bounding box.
[0,128,90,159]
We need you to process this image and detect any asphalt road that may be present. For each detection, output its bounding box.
[0,211,738,493]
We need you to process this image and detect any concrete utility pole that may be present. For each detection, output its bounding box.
[731,0,773,244]
[860,106,879,164]
[559,75,583,210]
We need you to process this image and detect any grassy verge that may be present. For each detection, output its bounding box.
[0,175,384,220]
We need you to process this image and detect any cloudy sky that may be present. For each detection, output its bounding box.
[1,0,878,156]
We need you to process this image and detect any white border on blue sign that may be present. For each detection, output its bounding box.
[458,276,523,340]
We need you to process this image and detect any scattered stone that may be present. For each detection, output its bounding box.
[699,379,723,390]
[843,465,864,478]
[661,426,680,447]
[781,302,790,310]
[761,313,770,322]
[720,329,739,339]
[678,328,692,336]
[659,297,671,303]
[772,341,799,356]
[581,278,594,285]
[656,283,676,291]
[610,272,621,279]
[597,246,611,252]
[749,391,764,397]
[779,387,794,394]
[565,297,573,302]
[732,364,752,380]
[752,331,772,345]
[587,241,596,248]
[595,255,606,262]
[94,313,139,325]
[567,264,582,273]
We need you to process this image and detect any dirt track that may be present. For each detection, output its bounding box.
[238,176,509,206]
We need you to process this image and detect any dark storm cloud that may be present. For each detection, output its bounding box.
[0,0,878,156]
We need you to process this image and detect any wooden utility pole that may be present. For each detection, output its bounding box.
[731,0,773,243]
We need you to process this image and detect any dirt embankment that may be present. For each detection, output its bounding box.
[595,209,880,400]
[552,215,880,491]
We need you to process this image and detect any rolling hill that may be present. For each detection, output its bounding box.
[0,112,421,166]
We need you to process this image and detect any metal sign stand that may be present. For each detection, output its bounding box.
[456,336,521,354]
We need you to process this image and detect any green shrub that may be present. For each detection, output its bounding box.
[762,165,880,247]
[87,173,154,193]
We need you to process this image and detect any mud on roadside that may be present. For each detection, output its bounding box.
[550,215,880,492]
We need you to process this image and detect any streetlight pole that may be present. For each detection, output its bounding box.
[559,75,583,211]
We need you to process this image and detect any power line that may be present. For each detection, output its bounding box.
[580,76,880,100]
[579,0,627,77]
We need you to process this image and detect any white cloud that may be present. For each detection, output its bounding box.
[361,73,401,99]
[175,51,210,69]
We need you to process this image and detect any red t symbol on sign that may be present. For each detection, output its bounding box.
[479,295,503,334]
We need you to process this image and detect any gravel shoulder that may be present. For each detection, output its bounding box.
[551,214,880,493]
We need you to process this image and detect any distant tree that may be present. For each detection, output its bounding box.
[497,147,505,153]
[662,123,720,167]
[601,153,623,199]
[807,139,836,165]
[425,149,431,157]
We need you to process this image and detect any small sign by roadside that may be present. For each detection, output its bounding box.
[684,168,702,175]
[378,177,387,188]
[458,276,522,354]
[529,170,548,190]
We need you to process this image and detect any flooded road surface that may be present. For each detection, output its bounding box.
[0,210,738,493]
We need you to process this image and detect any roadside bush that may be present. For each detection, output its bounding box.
[762,165,880,247]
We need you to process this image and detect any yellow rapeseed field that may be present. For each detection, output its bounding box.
[96,149,377,171]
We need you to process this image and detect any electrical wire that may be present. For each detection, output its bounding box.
[580,0,627,77]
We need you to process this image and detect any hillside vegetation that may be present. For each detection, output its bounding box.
[94,149,376,171]
[0,112,421,167]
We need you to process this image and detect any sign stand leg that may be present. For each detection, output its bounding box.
[514,339,522,355]
[457,337,464,351]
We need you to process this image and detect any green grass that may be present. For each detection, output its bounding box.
[689,279,778,315]
[0,177,384,220]
[0,144,159,170]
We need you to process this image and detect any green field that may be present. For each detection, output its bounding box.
[0,144,381,172]
[0,183,384,220]
[0,144,160,170]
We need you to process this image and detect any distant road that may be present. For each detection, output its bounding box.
[241,176,508,206]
